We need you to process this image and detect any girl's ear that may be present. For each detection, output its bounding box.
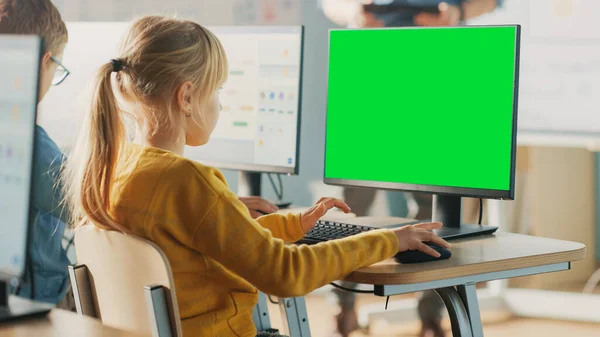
[176,81,194,112]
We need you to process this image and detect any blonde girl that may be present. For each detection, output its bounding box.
[65,16,448,337]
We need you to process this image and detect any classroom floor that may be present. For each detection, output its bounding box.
[266,292,600,337]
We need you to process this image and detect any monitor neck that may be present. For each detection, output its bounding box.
[432,195,462,228]
[0,280,8,308]
[238,171,262,197]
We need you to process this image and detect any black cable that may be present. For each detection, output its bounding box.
[478,198,483,226]
[65,234,75,252]
[267,295,279,304]
[27,252,35,299]
[24,218,35,300]
[329,282,374,294]
[267,173,284,201]
[385,296,390,310]
[13,283,21,295]
[277,174,283,200]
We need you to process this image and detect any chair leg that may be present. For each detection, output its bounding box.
[68,265,98,318]
[144,285,175,337]
[278,296,311,337]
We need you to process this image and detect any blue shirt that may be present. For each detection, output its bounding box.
[17,126,71,304]
[319,0,503,27]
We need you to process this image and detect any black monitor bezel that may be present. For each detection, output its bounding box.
[0,35,43,281]
[192,26,305,175]
[323,25,521,200]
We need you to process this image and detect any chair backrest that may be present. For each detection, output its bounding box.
[73,225,182,337]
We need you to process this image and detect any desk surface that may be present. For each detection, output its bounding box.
[0,306,145,337]
[341,217,586,285]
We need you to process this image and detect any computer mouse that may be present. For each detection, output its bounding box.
[274,201,292,209]
[253,209,272,216]
[394,243,451,264]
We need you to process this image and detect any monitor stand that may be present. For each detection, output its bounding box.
[431,195,498,241]
[0,280,52,322]
[237,172,291,209]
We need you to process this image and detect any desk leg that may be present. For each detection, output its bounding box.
[253,292,272,331]
[435,287,474,337]
[278,297,311,337]
[457,284,484,337]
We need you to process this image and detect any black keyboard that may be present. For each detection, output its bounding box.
[296,220,376,245]
[296,220,499,244]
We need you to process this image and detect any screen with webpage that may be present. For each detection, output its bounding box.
[0,36,40,277]
[185,26,303,174]
[38,24,303,174]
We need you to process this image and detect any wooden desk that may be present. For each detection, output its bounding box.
[336,217,585,337]
[0,301,146,337]
[346,232,585,286]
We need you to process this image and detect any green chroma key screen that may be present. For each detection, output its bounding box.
[325,26,518,192]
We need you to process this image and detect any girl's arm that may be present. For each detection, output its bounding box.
[199,192,398,298]
[255,213,305,243]
[161,161,399,298]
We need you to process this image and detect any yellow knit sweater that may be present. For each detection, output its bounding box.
[108,144,399,337]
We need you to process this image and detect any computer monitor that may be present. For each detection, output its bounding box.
[38,23,304,201]
[185,26,304,200]
[0,35,51,319]
[325,26,520,238]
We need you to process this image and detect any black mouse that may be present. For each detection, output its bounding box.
[394,243,451,264]
[274,201,292,209]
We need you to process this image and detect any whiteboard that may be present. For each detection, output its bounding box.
[471,0,600,147]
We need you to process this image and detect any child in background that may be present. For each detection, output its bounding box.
[0,0,72,306]
[64,16,449,337]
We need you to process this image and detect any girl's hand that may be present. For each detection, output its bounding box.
[300,197,352,233]
[391,222,451,257]
[239,196,278,219]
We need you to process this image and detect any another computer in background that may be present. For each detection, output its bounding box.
[185,26,304,207]
[38,23,304,208]
[301,25,520,244]
[0,35,52,320]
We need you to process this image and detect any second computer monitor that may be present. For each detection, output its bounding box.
[325,26,520,200]
[185,26,304,174]
[39,23,304,175]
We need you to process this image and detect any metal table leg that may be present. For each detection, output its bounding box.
[278,296,311,337]
[457,284,484,337]
[435,287,474,337]
[253,292,272,331]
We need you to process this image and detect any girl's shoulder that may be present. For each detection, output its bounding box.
[132,144,230,196]
[171,157,229,190]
